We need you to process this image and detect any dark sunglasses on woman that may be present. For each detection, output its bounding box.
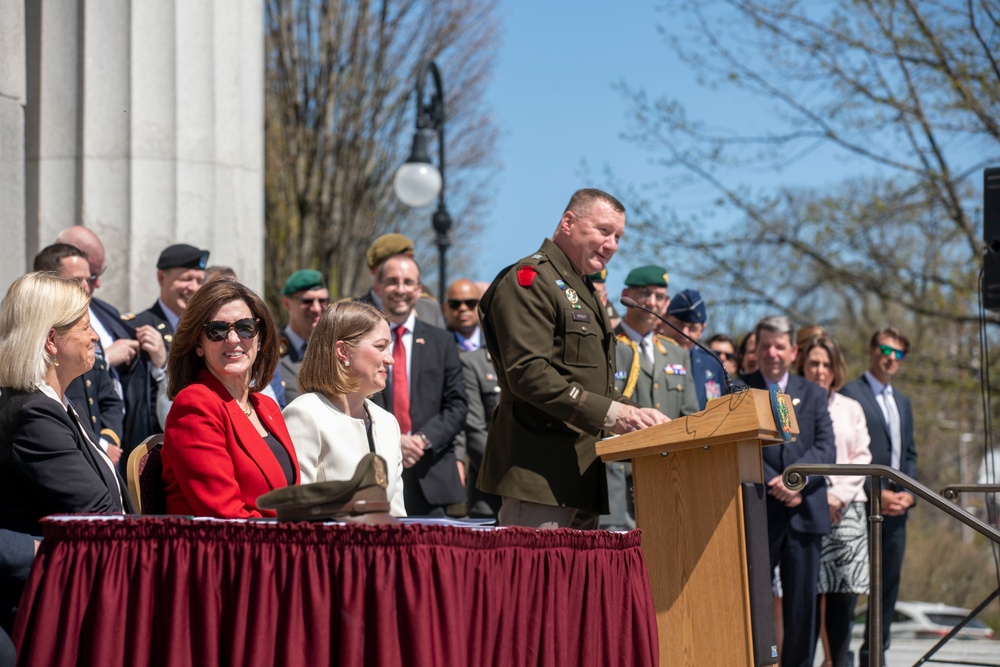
[203,318,260,342]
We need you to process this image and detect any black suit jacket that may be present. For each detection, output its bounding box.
[840,374,917,497]
[742,371,836,535]
[63,341,124,449]
[131,300,174,350]
[0,389,133,535]
[92,298,162,453]
[371,320,468,506]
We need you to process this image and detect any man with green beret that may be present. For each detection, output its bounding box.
[478,188,669,529]
[603,265,698,529]
[360,233,447,329]
[279,269,329,404]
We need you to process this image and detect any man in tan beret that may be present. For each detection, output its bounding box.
[359,233,446,329]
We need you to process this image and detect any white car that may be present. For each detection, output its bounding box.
[853,601,996,641]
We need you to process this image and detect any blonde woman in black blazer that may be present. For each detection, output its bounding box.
[0,273,132,535]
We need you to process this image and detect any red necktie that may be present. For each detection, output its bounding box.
[392,326,411,434]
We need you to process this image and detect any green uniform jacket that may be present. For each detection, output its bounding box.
[613,328,699,419]
[478,238,617,514]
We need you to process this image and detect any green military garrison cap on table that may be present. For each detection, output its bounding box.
[257,453,396,524]
[281,269,325,296]
[624,265,669,288]
[365,233,415,270]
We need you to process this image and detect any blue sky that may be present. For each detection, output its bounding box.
[474,2,682,298]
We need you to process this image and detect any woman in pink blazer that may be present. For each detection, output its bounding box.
[162,279,299,518]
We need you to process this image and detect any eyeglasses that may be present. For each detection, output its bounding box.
[89,266,107,282]
[203,318,261,342]
[714,351,735,360]
[300,297,330,307]
[878,344,906,360]
[446,298,479,310]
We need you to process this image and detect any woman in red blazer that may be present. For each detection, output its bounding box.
[162,279,299,518]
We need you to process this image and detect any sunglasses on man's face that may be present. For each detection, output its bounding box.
[714,351,735,360]
[446,298,479,310]
[878,344,906,360]
[203,318,260,342]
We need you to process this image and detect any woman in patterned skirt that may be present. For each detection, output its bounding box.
[798,334,872,667]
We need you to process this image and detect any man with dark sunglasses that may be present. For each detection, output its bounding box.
[443,279,501,518]
[278,269,329,404]
[840,327,916,667]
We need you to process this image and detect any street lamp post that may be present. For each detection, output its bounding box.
[393,60,452,303]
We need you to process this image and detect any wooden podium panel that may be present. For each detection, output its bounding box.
[597,389,798,667]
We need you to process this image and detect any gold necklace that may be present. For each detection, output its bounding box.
[241,401,252,417]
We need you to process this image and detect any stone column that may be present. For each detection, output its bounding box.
[23,0,264,311]
[0,0,26,290]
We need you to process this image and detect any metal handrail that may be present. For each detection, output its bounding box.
[941,483,1000,502]
[784,464,1000,667]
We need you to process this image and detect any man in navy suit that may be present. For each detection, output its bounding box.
[369,254,468,516]
[841,327,916,666]
[742,316,836,667]
[55,226,168,466]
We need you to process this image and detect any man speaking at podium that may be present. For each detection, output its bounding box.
[742,316,836,667]
[477,189,668,530]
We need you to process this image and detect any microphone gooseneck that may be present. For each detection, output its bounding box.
[619,296,737,394]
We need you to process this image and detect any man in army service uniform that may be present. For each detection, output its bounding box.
[478,188,669,529]
[602,264,699,529]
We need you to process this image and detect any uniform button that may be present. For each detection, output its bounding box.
[653,383,659,389]
[91,416,97,423]
[656,403,661,409]
[85,380,92,388]
[677,384,683,390]
[88,397,94,405]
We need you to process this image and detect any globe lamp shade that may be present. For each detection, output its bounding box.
[393,162,442,208]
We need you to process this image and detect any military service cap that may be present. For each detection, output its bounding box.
[281,269,326,296]
[667,289,707,323]
[257,453,396,524]
[156,244,209,270]
[365,233,415,269]
[624,265,669,288]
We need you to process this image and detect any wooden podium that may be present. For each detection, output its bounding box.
[596,389,798,667]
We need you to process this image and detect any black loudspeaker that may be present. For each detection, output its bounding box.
[742,483,778,666]
[984,168,1000,310]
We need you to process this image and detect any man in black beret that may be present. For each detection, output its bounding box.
[130,243,210,352]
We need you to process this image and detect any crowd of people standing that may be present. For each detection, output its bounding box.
[0,189,919,667]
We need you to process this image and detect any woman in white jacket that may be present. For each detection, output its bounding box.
[283,300,406,516]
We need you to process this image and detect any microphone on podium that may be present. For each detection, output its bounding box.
[619,296,740,394]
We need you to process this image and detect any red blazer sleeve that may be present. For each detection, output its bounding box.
[162,376,298,519]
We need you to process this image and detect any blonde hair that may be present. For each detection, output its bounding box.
[0,273,90,390]
[298,300,387,399]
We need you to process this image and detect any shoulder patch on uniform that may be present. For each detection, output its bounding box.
[120,313,136,321]
[517,265,537,287]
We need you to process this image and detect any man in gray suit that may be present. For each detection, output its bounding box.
[278,269,329,404]
[841,327,917,667]
[443,278,502,518]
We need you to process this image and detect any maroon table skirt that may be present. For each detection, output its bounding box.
[13,517,658,667]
